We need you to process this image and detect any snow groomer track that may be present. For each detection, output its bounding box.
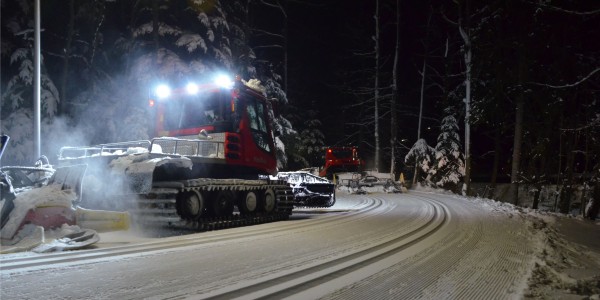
[1,191,539,299]
[134,178,295,231]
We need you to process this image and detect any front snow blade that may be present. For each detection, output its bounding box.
[75,207,130,232]
[32,228,99,253]
[48,164,87,203]
[0,225,44,254]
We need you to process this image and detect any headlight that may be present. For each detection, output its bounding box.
[155,84,171,99]
[186,82,199,94]
[214,74,234,89]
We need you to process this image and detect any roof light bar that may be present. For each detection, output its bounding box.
[186,82,199,95]
[214,74,234,89]
[155,84,171,99]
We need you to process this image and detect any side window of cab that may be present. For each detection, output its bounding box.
[245,98,271,153]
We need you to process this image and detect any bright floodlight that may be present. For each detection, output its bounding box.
[155,84,171,99]
[214,74,234,89]
[186,82,199,94]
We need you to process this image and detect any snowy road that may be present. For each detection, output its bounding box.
[1,191,541,299]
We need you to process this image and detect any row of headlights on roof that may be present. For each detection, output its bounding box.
[154,74,234,99]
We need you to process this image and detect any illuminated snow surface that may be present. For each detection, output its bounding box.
[1,188,599,299]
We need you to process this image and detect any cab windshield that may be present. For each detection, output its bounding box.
[332,149,352,158]
[161,89,231,131]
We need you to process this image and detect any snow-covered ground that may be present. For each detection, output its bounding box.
[413,186,600,299]
[1,189,599,299]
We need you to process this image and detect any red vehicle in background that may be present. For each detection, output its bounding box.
[319,146,364,179]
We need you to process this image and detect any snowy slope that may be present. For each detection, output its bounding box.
[1,190,598,299]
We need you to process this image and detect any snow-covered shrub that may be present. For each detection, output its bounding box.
[405,139,436,185]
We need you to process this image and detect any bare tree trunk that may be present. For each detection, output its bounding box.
[412,8,432,186]
[418,61,426,141]
[560,183,574,214]
[412,50,427,186]
[261,0,288,93]
[531,143,548,209]
[463,52,472,195]
[587,181,600,220]
[510,42,528,206]
[559,131,578,213]
[412,166,419,186]
[510,97,524,205]
[124,1,141,74]
[60,0,75,117]
[390,0,400,180]
[554,117,563,212]
[89,3,105,66]
[417,6,433,146]
[282,2,288,94]
[458,0,472,195]
[532,156,546,209]
[413,56,428,186]
[490,125,501,198]
[581,127,589,216]
[374,0,380,171]
[152,0,160,59]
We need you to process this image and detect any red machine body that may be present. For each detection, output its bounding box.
[58,77,294,229]
[150,80,278,178]
[319,146,364,178]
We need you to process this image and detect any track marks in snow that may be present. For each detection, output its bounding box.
[1,191,542,300]
[0,195,378,275]
[195,194,447,299]
[324,191,538,300]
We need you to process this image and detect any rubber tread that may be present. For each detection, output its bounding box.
[132,178,294,231]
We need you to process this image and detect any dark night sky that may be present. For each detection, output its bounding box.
[278,1,506,174]
[283,1,434,149]
[287,1,358,143]
[9,0,593,175]
[2,0,597,179]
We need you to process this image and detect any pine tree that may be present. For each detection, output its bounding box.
[72,0,247,145]
[0,0,60,165]
[1,0,292,165]
[428,115,465,193]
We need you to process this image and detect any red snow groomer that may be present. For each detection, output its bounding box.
[319,146,364,179]
[58,75,294,230]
